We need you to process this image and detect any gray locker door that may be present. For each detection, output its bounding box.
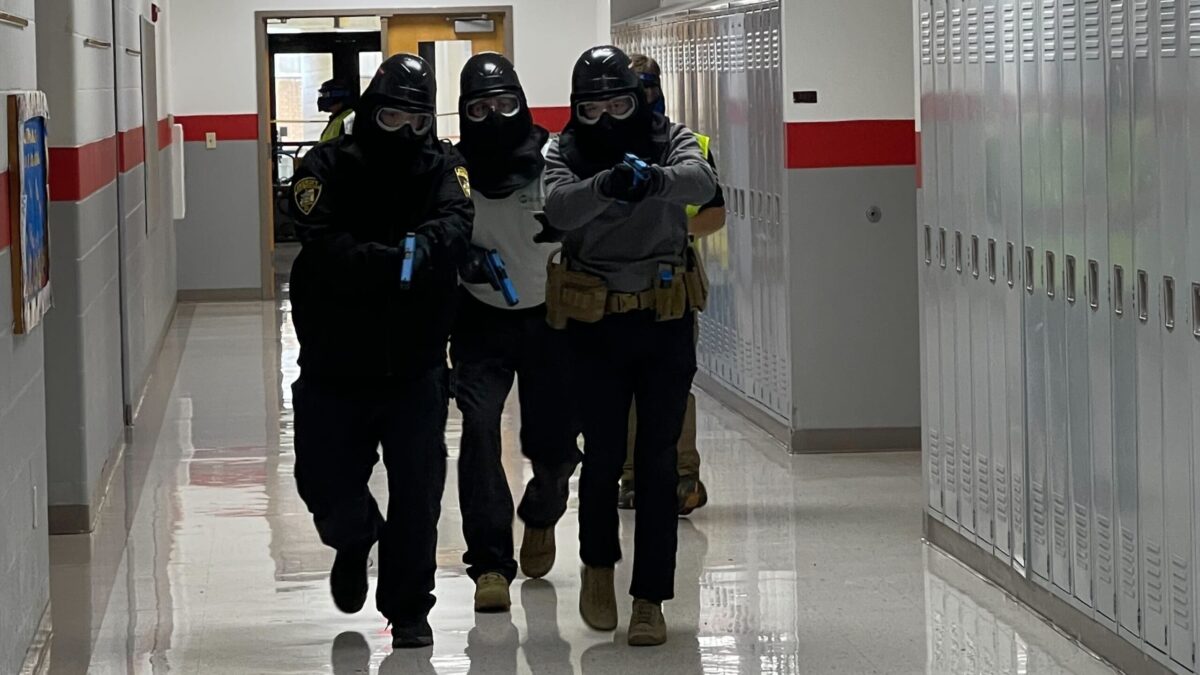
[921,0,947,518]
[1107,0,1142,641]
[935,0,962,527]
[1001,0,1029,573]
[1190,1,1200,665]
[1021,0,1052,582]
[1082,0,1119,625]
[983,0,1014,563]
[967,0,995,551]
[1132,0,1168,652]
[1156,0,1195,665]
[1039,0,1074,597]
[1060,0,1096,611]
[951,0,979,536]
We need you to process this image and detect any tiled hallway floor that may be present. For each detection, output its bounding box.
[40,299,1116,674]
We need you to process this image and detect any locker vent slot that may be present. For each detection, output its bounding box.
[925,226,933,265]
[1192,0,1200,57]
[955,231,964,273]
[1192,283,1200,337]
[1088,259,1100,309]
[1109,0,1127,59]
[1063,0,1079,60]
[921,11,934,64]
[1083,0,1103,59]
[953,6,965,64]
[1026,247,1036,293]
[1065,255,1077,303]
[1114,265,1125,315]
[1163,276,1175,329]
[1023,1,1038,63]
[968,5,981,63]
[1170,556,1191,630]
[1137,269,1149,322]
[1043,0,1059,61]
[1046,251,1057,299]
[1004,3,1019,61]
[971,235,981,278]
[1133,0,1151,58]
[1007,242,1016,287]
[1097,514,1115,583]
[987,238,998,282]
[984,4,999,62]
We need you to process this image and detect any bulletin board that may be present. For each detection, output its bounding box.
[7,91,51,334]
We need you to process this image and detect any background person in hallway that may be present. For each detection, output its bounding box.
[451,52,581,613]
[288,53,474,649]
[317,78,359,142]
[619,53,726,516]
[543,45,716,647]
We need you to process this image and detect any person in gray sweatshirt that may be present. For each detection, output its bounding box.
[451,53,582,614]
[542,45,717,647]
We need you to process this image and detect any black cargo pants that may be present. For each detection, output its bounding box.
[569,310,697,602]
[292,367,449,624]
[451,293,582,582]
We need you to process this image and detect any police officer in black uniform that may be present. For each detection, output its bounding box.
[288,53,474,649]
[451,53,581,612]
[543,46,716,647]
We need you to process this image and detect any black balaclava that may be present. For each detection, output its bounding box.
[560,46,660,178]
[455,52,549,199]
[353,53,438,163]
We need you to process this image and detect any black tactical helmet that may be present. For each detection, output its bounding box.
[570,46,640,102]
[460,52,523,99]
[360,53,436,113]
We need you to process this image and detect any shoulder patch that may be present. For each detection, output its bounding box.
[294,177,323,216]
[455,166,471,198]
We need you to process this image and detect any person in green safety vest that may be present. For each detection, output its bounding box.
[621,54,727,516]
[317,78,359,142]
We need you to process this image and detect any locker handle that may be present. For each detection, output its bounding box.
[1137,269,1149,323]
[1045,251,1056,299]
[1065,255,1077,304]
[1025,247,1035,294]
[955,231,963,274]
[1006,242,1015,288]
[987,238,997,283]
[1087,259,1100,310]
[924,226,933,265]
[1163,277,1175,331]
[970,235,980,279]
[1193,283,1200,338]
[1113,266,1125,316]
[939,228,948,269]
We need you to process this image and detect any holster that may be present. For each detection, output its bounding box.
[683,241,710,313]
[545,250,607,330]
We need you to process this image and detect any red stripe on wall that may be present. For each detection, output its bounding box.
[158,117,172,151]
[49,136,119,202]
[119,126,146,173]
[786,120,917,169]
[530,106,571,133]
[0,172,11,250]
[177,114,259,142]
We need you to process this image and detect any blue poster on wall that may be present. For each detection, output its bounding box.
[7,91,52,334]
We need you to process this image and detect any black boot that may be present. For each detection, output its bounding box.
[330,545,371,614]
[391,618,435,649]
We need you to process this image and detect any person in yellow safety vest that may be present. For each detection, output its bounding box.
[317,78,359,142]
[621,54,727,516]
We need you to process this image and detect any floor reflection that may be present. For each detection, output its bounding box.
[40,280,1115,674]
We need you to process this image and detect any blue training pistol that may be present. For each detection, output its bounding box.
[482,249,520,307]
[623,153,651,192]
[399,232,417,290]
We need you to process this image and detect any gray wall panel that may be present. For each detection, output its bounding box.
[177,140,263,291]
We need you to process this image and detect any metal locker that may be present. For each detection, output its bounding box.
[966,0,995,551]
[1106,0,1142,641]
[1190,2,1200,665]
[1155,0,1195,665]
[921,0,946,518]
[1000,0,1030,574]
[1131,0,1168,653]
[1020,0,1052,582]
[983,0,1014,563]
[1060,0,1097,611]
[1082,0,1119,626]
[935,0,963,527]
[951,0,979,537]
[1039,0,1075,598]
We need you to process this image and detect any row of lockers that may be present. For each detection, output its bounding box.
[917,0,1200,671]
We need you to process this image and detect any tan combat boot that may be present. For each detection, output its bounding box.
[474,572,512,613]
[579,566,618,631]
[520,526,557,579]
[627,599,667,646]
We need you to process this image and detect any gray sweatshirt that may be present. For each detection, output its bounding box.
[543,123,718,293]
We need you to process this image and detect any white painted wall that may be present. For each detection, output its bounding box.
[781,0,915,122]
[167,0,605,115]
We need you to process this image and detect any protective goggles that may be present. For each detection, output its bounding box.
[375,107,434,135]
[575,94,638,125]
[464,94,522,122]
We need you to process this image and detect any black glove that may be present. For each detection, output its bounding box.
[533,212,566,244]
[459,245,492,285]
[598,163,661,203]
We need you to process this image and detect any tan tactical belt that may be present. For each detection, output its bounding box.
[606,289,658,314]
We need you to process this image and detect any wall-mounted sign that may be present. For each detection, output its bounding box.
[7,91,51,334]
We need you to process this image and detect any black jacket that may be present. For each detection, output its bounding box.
[289,135,474,380]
